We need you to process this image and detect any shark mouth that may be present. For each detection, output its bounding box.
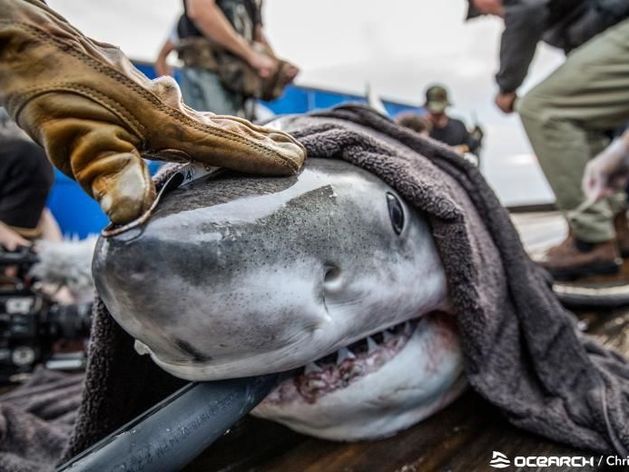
[259,311,461,406]
[253,311,465,441]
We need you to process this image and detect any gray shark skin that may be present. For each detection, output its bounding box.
[93,158,466,440]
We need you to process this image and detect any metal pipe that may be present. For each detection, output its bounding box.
[57,374,281,472]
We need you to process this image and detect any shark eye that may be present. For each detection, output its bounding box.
[386,192,405,235]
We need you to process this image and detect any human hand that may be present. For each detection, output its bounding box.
[154,58,173,77]
[0,222,31,277]
[284,63,300,83]
[1,0,306,225]
[583,137,629,201]
[494,92,517,114]
[248,50,277,78]
[0,222,30,252]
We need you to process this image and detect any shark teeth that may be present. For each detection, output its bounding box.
[304,362,322,374]
[336,347,355,364]
[341,363,364,381]
[366,336,378,353]
[295,316,428,402]
[305,379,327,390]
[303,318,418,374]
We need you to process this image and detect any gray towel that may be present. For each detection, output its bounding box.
[280,105,629,454]
[0,368,82,472]
[0,105,627,472]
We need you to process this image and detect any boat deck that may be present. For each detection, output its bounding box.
[188,212,628,472]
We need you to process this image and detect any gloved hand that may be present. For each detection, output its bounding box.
[0,0,306,224]
[582,134,629,202]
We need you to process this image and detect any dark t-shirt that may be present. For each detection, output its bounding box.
[0,137,53,232]
[179,0,263,42]
[429,117,479,154]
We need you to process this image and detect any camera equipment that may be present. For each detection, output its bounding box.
[0,245,92,383]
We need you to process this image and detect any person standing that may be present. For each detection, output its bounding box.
[423,84,483,156]
[156,0,298,119]
[467,0,629,279]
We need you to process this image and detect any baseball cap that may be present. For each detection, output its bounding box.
[424,85,451,114]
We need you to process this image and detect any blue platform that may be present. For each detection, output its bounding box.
[48,63,420,238]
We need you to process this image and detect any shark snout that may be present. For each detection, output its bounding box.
[94,229,334,377]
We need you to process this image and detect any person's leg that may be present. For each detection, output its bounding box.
[519,19,629,245]
[179,67,207,112]
[180,67,246,116]
[518,19,629,278]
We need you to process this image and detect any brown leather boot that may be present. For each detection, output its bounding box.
[614,210,629,257]
[0,0,306,224]
[536,234,621,280]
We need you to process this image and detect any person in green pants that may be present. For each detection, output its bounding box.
[466,0,629,279]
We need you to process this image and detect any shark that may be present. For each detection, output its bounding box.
[93,157,466,441]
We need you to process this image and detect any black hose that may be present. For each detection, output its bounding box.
[57,374,281,472]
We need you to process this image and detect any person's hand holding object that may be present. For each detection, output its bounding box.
[247,50,277,79]
[583,134,629,202]
[0,0,306,225]
[494,91,517,114]
[0,222,30,252]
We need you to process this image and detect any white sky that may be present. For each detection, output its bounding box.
[48,0,565,205]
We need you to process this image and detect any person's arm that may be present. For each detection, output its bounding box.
[494,2,548,113]
[155,38,176,77]
[185,0,275,77]
[255,24,300,82]
[37,208,63,243]
[254,25,274,55]
[0,0,306,225]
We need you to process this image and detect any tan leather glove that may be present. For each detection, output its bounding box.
[0,0,306,224]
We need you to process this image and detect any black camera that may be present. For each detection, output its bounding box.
[0,246,92,383]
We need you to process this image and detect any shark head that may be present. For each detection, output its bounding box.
[93,158,465,440]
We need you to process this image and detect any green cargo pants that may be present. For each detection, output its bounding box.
[518,18,629,243]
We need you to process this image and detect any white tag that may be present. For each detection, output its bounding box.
[179,163,219,187]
